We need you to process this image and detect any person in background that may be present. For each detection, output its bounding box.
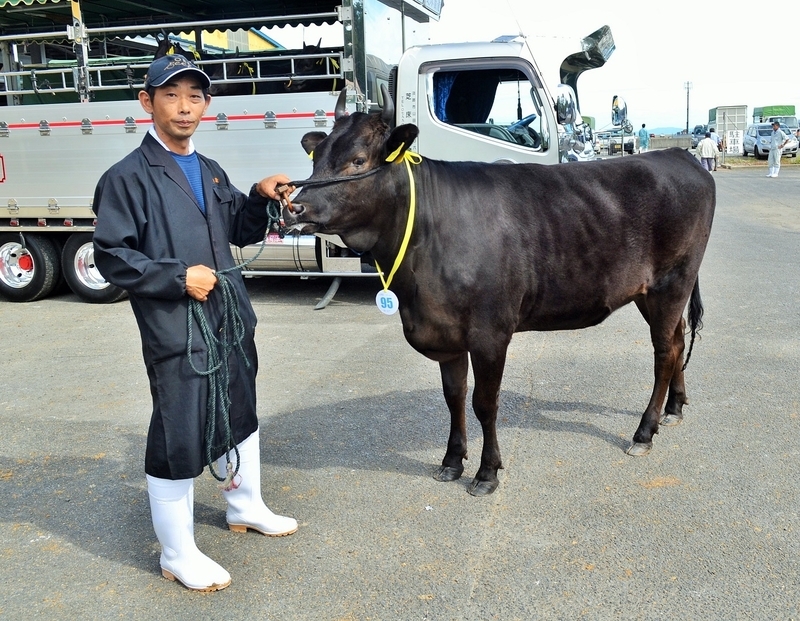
[696,131,719,172]
[767,120,787,178]
[709,127,722,170]
[637,123,650,153]
[92,54,298,592]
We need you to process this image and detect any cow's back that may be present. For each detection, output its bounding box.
[411,148,714,334]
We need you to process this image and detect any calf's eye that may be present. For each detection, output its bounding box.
[353,158,366,167]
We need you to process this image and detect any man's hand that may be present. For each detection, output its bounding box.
[255,174,294,200]
[186,265,217,301]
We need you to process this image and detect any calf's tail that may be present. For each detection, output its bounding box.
[682,278,704,370]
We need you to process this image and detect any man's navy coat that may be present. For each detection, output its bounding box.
[93,132,271,479]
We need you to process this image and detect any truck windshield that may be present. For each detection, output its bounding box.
[432,67,546,151]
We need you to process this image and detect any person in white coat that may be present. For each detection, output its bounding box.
[696,132,719,172]
[767,120,787,178]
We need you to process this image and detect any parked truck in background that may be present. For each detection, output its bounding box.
[753,105,798,130]
[0,0,614,304]
[708,105,747,155]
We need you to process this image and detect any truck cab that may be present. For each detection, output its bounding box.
[396,29,611,165]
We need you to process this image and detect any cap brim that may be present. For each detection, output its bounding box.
[147,67,211,89]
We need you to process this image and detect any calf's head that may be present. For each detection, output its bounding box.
[285,88,419,253]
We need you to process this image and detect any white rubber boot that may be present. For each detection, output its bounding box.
[146,475,232,591]
[218,431,298,537]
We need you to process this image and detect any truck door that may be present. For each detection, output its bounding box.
[411,59,557,165]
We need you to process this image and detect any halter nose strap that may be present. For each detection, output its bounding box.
[276,149,421,218]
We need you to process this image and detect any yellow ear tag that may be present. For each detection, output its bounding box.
[385,143,405,163]
[308,151,314,159]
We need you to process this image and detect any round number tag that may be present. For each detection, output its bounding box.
[375,290,399,315]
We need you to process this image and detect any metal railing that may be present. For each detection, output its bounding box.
[0,51,344,99]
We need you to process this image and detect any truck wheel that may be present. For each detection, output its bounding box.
[0,233,60,302]
[61,233,127,303]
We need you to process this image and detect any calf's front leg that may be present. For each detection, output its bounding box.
[466,345,508,496]
[434,353,469,483]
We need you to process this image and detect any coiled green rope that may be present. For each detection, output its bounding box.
[186,199,283,489]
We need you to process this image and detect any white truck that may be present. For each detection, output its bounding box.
[708,105,747,156]
[0,0,614,304]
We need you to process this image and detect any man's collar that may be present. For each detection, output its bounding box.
[148,126,195,155]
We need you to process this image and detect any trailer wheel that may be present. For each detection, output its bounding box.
[61,233,127,303]
[0,233,60,302]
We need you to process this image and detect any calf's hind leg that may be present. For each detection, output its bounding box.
[434,353,469,483]
[627,297,688,456]
[634,302,689,427]
[661,318,689,427]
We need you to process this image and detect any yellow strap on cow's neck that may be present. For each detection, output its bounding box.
[376,146,422,291]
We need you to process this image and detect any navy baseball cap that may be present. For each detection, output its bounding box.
[144,54,211,89]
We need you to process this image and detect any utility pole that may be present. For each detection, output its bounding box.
[684,81,692,135]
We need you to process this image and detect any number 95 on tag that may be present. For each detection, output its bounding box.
[375,290,399,315]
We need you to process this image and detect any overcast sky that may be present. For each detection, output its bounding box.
[427,0,800,131]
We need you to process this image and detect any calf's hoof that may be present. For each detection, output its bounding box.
[660,413,684,427]
[434,464,464,482]
[467,477,499,496]
[626,441,653,457]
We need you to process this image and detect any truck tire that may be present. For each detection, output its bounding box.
[0,233,60,302]
[49,237,71,295]
[61,233,127,303]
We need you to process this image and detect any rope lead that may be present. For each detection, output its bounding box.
[187,200,282,487]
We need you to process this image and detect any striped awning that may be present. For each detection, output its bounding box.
[0,0,63,6]
[0,1,340,38]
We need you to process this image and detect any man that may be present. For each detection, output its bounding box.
[696,131,719,172]
[709,127,722,170]
[767,120,788,178]
[93,54,297,592]
[637,123,650,153]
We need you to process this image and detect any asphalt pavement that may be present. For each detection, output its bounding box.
[1,164,799,620]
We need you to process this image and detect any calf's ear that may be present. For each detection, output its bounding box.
[301,131,328,155]
[384,124,420,162]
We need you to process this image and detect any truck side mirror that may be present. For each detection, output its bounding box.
[612,95,627,126]
[555,84,577,125]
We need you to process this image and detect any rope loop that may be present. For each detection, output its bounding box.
[186,200,279,486]
[188,272,249,485]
